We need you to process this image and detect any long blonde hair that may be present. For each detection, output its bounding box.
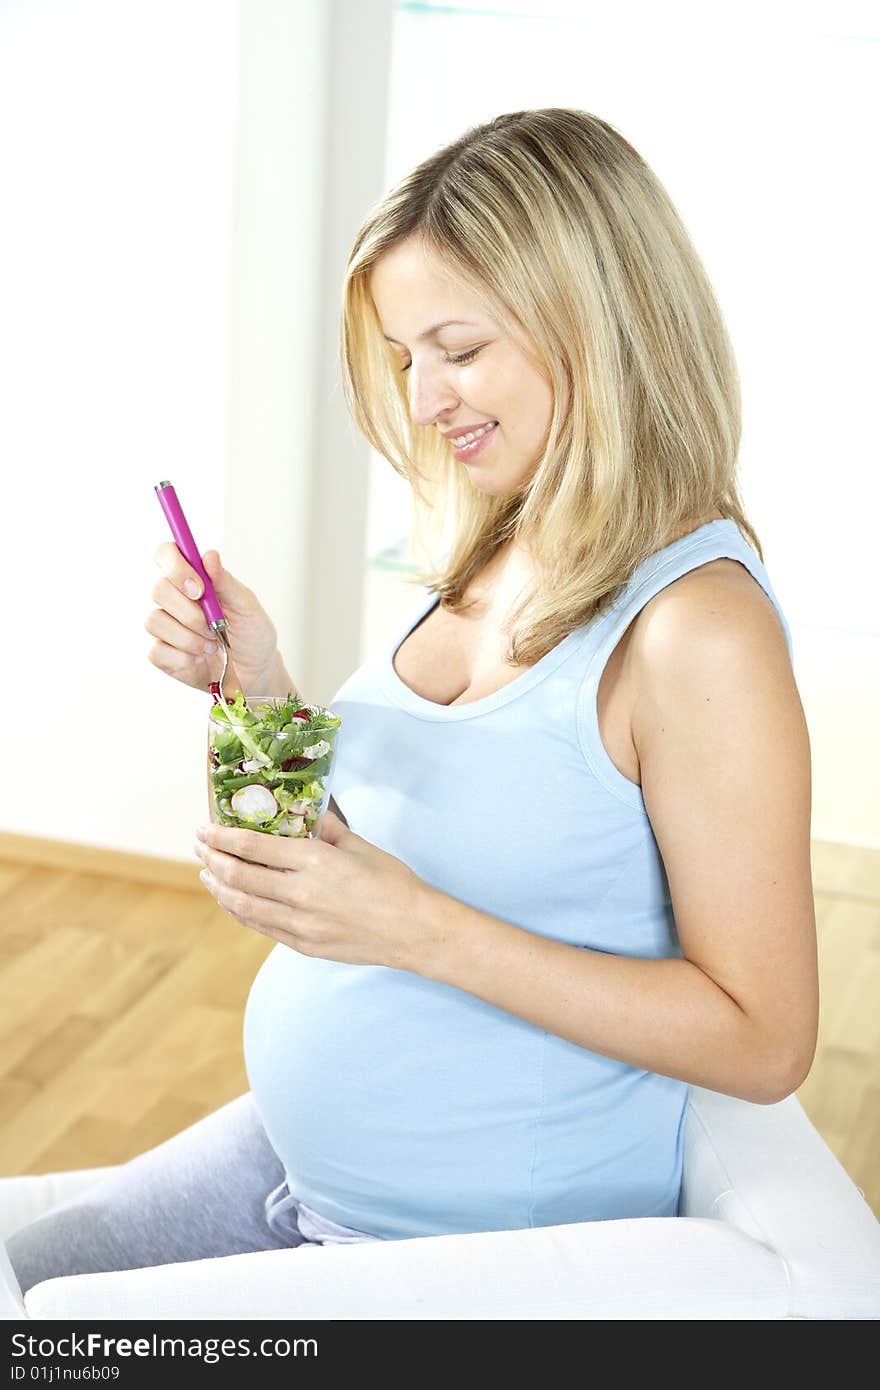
[340,107,762,666]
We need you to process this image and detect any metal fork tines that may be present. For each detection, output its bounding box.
[214,624,231,704]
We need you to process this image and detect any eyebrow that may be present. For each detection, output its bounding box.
[382,320,479,345]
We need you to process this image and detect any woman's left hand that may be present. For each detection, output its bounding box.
[193,812,433,972]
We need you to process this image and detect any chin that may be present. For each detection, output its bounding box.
[465,464,527,498]
[468,478,515,498]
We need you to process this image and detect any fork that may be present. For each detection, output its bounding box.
[154,480,243,706]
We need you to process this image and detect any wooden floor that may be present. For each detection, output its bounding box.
[0,858,269,1174]
[0,837,877,1219]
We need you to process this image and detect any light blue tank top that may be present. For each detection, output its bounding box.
[243,518,794,1241]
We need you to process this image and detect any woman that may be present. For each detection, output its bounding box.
[6,108,818,1292]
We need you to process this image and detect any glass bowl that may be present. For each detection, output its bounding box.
[207,693,342,840]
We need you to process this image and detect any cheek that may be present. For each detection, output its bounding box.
[483,373,519,426]
[505,385,552,440]
[534,380,558,439]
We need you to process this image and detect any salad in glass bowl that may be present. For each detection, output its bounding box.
[207,689,342,838]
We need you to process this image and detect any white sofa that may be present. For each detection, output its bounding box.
[2,1085,879,1320]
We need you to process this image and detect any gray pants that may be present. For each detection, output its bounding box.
[5,1091,368,1298]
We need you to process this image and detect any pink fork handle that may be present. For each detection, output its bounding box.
[154,481,225,628]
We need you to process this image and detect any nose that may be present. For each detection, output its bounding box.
[406,360,459,430]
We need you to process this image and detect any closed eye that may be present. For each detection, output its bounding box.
[399,346,483,374]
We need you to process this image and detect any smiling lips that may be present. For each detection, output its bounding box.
[449,420,498,447]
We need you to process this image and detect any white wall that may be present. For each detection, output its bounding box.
[0,0,392,863]
[224,0,330,722]
[0,0,240,859]
[303,0,395,708]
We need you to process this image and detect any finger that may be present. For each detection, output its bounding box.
[145,605,220,660]
[149,573,214,640]
[146,637,218,685]
[154,541,208,603]
[200,870,311,947]
[313,809,348,845]
[196,824,319,872]
[197,843,299,907]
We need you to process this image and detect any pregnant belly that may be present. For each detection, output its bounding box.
[242,945,687,1240]
[242,944,545,1237]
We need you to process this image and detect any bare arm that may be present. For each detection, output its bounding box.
[630,566,818,1089]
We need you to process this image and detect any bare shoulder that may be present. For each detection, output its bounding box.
[642,554,782,624]
[629,557,792,694]
[627,549,811,846]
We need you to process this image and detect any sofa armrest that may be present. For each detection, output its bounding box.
[1,1168,122,1321]
[25,1216,789,1321]
[0,1168,119,1245]
[682,1088,880,1318]
[1,1243,26,1320]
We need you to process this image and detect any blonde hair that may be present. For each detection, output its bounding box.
[340,107,762,667]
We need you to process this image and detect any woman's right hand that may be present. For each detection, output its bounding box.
[146,545,285,696]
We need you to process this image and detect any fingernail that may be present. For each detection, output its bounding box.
[203,640,218,654]
[184,579,201,598]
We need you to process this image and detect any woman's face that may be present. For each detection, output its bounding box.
[369,238,559,498]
